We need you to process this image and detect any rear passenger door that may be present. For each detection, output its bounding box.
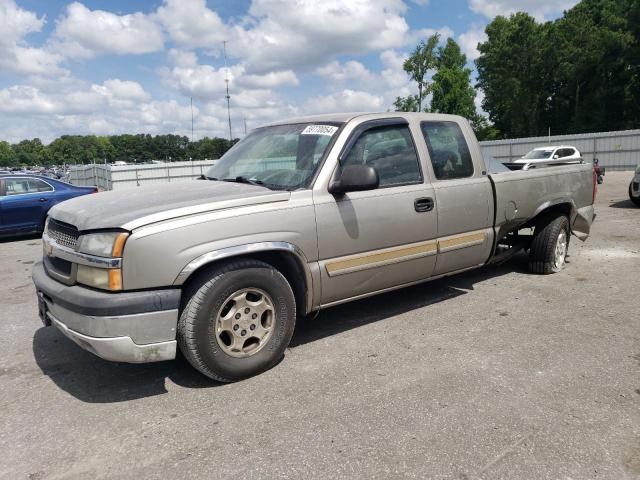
[419,121,494,275]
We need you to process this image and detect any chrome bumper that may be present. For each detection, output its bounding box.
[33,262,180,364]
[48,309,177,363]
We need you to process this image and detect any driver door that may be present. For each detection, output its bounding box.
[313,119,438,306]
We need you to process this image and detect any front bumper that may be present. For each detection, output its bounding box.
[33,262,180,363]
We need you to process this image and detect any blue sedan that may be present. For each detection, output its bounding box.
[0,175,97,237]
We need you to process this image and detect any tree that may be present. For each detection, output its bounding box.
[12,138,45,166]
[393,95,420,112]
[476,1,640,137]
[0,141,14,167]
[431,38,479,122]
[476,13,552,138]
[396,33,440,112]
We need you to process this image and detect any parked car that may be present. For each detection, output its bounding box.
[514,145,582,167]
[33,113,595,381]
[630,165,640,206]
[0,175,97,237]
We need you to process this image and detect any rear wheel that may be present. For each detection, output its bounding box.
[528,214,570,274]
[177,259,296,382]
[630,183,640,206]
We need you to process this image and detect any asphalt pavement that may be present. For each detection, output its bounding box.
[1,171,639,480]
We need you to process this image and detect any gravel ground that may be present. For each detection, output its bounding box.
[1,171,639,480]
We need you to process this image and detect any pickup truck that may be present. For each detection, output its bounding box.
[32,113,595,382]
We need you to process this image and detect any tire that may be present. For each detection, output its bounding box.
[177,259,296,382]
[528,214,570,274]
[630,184,640,206]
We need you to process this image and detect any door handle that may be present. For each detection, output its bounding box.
[414,197,434,213]
[38,198,48,202]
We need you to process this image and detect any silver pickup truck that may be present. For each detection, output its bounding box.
[33,113,595,381]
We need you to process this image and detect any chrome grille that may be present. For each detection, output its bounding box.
[48,219,80,250]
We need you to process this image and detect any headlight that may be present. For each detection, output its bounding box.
[43,217,50,236]
[77,232,129,257]
[76,232,128,290]
[77,265,122,291]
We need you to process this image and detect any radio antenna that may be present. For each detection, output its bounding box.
[223,41,233,142]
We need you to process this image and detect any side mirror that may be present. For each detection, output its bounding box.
[329,165,379,194]
[553,155,559,159]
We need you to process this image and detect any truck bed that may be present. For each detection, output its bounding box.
[489,162,595,241]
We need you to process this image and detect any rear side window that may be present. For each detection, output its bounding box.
[559,148,575,158]
[421,121,474,180]
[29,179,53,192]
[341,124,422,187]
[5,178,52,195]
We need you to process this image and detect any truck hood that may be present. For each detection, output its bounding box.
[49,181,291,231]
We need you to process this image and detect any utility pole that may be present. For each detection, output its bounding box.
[190,97,194,144]
[223,41,233,142]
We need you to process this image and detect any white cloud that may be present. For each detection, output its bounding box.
[160,54,298,102]
[225,0,410,72]
[155,0,227,49]
[0,0,43,47]
[237,70,299,89]
[100,79,149,101]
[406,26,453,45]
[304,89,384,113]
[53,2,164,58]
[316,60,375,83]
[0,0,486,143]
[0,85,60,114]
[458,25,487,61]
[0,0,65,75]
[469,0,579,20]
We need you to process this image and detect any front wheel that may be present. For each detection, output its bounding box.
[528,214,570,274]
[177,259,296,382]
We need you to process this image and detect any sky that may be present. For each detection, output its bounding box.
[0,0,578,143]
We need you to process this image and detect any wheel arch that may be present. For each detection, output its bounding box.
[173,242,313,316]
[528,200,575,230]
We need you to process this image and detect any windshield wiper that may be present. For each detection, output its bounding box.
[220,176,269,188]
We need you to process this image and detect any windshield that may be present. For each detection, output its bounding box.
[206,123,341,190]
[523,149,554,159]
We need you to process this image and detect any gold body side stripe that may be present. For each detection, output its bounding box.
[325,240,437,277]
[324,230,487,277]
[437,231,486,253]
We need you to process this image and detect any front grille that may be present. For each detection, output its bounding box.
[48,219,80,250]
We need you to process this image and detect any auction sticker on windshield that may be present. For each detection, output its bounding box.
[301,125,338,136]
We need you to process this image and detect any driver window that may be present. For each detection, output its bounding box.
[341,124,422,187]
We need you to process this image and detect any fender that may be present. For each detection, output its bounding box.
[172,241,315,313]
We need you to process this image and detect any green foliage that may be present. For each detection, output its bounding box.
[0,134,237,167]
[476,12,552,138]
[0,141,15,167]
[477,0,640,137]
[393,95,420,112]
[396,33,440,112]
[431,38,479,122]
